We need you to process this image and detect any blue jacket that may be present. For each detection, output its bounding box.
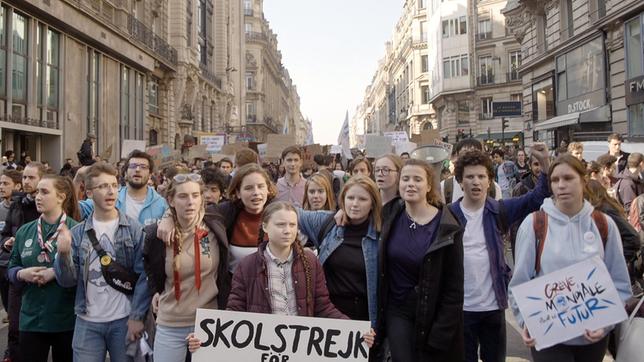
[53,211,151,321]
[80,186,167,225]
[296,209,379,327]
[450,172,550,310]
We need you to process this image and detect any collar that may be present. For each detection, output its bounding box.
[279,175,304,188]
[264,245,294,266]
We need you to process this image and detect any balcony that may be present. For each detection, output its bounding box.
[477,32,492,40]
[246,31,267,42]
[246,116,278,133]
[244,8,254,16]
[199,64,223,89]
[507,71,521,82]
[126,14,177,67]
[477,74,495,86]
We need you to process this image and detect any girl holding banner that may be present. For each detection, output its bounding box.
[509,154,632,361]
[187,201,375,351]
[377,159,464,361]
[143,171,230,362]
[8,175,79,362]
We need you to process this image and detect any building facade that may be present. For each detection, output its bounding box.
[504,0,644,147]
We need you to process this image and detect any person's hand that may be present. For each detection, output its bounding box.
[56,225,72,255]
[187,333,202,353]
[127,319,145,341]
[530,142,550,174]
[4,237,14,250]
[334,209,348,226]
[33,268,55,286]
[362,328,376,348]
[584,328,605,343]
[521,326,536,347]
[151,293,160,314]
[157,217,175,245]
[18,266,46,283]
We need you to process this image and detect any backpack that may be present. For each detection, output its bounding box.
[628,197,642,232]
[443,176,496,203]
[532,210,608,274]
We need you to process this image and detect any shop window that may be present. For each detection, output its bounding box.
[532,78,554,121]
[12,12,27,106]
[0,6,5,98]
[626,17,643,79]
[555,37,604,101]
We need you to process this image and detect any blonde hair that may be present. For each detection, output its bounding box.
[338,175,383,232]
[303,174,336,211]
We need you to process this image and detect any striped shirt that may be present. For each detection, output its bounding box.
[264,247,297,315]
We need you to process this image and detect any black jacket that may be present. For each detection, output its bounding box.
[77,139,95,166]
[205,200,242,241]
[0,192,39,267]
[599,205,640,266]
[377,199,464,361]
[142,212,231,309]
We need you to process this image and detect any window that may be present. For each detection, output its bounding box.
[419,0,426,9]
[461,54,469,76]
[0,6,5,98]
[420,21,427,41]
[442,20,449,38]
[478,19,491,40]
[458,101,469,125]
[532,78,554,121]
[589,0,606,21]
[245,72,254,90]
[120,66,130,139]
[246,102,256,121]
[244,0,252,10]
[421,55,428,73]
[245,23,252,34]
[459,16,467,35]
[135,74,144,139]
[36,24,42,106]
[45,29,59,110]
[198,0,207,66]
[186,0,192,46]
[555,37,604,101]
[626,17,643,79]
[88,50,100,138]
[479,56,494,84]
[509,51,521,80]
[443,58,450,78]
[560,0,573,40]
[443,55,468,78]
[148,78,159,115]
[511,93,523,103]
[421,85,429,104]
[536,14,547,53]
[481,97,493,119]
[12,12,27,105]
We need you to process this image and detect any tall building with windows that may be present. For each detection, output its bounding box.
[504,0,642,147]
[0,0,177,167]
[242,0,304,143]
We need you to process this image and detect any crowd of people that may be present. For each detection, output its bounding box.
[0,131,640,362]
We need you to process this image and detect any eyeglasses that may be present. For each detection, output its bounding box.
[91,183,120,191]
[374,167,397,176]
[173,173,202,183]
[128,163,150,170]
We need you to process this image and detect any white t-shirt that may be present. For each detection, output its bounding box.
[440,178,503,203]
[125,193,145,223]
[81,217,131,323]
[461,205,498,312]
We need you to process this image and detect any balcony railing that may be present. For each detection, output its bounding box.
[244,8,254,16]
[477,31,492,40]
[199,64,223,89]
[477,74,495,86]
[246,31,267,42]
[247,116,278,133]
[127,14,177,67]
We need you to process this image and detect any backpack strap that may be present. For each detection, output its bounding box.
[533,210,548,275]
[591,210,608,247]
[444,177,453,204]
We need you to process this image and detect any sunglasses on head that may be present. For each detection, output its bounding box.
[173,173,202,183]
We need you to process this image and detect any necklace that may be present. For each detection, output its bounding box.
[405,211,419,230]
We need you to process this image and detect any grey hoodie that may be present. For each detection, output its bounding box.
[509,198,632,346]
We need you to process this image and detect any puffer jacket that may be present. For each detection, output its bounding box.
[226,241,347,319]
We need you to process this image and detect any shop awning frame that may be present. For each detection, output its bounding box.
[534,112,580,131]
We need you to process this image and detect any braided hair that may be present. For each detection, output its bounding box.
[260,201,313,316]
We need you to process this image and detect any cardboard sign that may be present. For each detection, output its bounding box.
[511,256,628,350]
[364,135,392,157]
[146,145,181,169]
[192,309,370,362]
[395,142,417,155]
[187,144,209,160]
[420,130,441,145]
[266,134,297,159]
[221,142,249,157]
[383,131,409,145]
[121,140,147,159]
[432,139,454,156]
[200,135,226,153]
[303,144,323,161]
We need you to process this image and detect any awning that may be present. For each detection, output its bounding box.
[476,132,522,140]
[534,112,579,131]
[579,105,611,123]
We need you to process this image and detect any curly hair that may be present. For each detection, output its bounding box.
[454,149,495,185]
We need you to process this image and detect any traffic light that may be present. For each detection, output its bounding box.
[502,118,509,131]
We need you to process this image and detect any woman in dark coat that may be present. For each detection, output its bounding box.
[377,159,464,362]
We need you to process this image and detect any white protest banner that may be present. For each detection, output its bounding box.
[192,309,370,362]
[432,139,454,156]
[395,141,417,155]
[383,131,409,146]
[200,134,226,153]
[257,144,267,159]
[364,135,392,157]
[330,145,342,154]
[121,140,147,158]
[510,256,627,350]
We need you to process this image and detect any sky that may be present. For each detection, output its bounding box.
[262,0,404,145]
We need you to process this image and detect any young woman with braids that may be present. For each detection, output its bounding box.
[187,201,375,352]
[143,172,230,362]
[7,175,79,362]
[157,163,277,273]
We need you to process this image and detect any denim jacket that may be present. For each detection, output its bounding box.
[296,209,379,327]
[79,186,167,225]
[449,172,550,310]
[54,211,151,321]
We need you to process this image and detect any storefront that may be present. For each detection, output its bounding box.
[626,13,644,140]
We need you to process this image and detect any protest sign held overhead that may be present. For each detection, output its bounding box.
[192,309,370,362]
[511,256,628,350]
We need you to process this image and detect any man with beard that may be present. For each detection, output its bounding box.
[0,163,47,362]
[80,150,167,226]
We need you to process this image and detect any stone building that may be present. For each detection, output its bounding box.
[503,0,644,147]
